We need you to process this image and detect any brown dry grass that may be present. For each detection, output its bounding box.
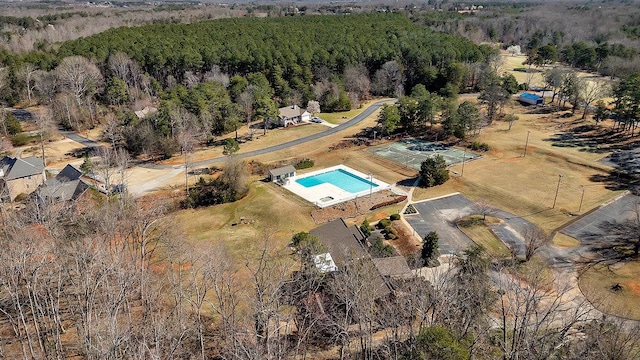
[413,104,623,234]
[458,215,512,258]
[579,262,640,320]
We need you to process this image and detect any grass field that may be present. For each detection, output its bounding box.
[457,215,512,258]
[579,262,640,320]
[175,181,316,266]
[412,103,622,234]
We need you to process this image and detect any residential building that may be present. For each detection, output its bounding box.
[0,156,45,202]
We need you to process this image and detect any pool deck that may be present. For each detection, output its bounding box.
[281,164,392,208]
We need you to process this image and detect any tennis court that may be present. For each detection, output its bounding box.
[367,138,480,170]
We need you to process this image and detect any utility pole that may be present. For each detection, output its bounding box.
[523,131,531,157]
[552,174,563,209]
[578,186,585,213]
[461,150,466,177]
[369,173,373,198]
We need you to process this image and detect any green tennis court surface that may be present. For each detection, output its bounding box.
[368,138,480,170]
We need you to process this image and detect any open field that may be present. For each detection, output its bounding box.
[412,104,623,234]
[499,51,615,104]
[175,181,316,266]
[580,262,640,320]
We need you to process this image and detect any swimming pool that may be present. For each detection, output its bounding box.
[281,165,391,208]
[296,169,378,193]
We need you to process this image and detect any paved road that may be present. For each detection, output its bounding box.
[405,193,533,257]
[60,130,103,148]
[110,99,394,171]
[188,99,394,168]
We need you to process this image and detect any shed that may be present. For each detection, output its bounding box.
[268,165,296,183]
[519,92,544,105]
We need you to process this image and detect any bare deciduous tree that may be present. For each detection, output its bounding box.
[523,225,550,261]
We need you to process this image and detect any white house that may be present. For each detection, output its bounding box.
[273,105,311,127]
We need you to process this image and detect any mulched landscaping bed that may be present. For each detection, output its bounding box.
[310,190,405,223]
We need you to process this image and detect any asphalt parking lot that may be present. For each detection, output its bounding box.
[405,194,531,256]
[404,194,476,254]
[561,193,640,243]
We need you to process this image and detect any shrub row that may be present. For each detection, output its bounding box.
[370,195,407,210]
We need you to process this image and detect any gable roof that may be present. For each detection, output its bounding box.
[0,156,44,181]
[38,178,91,203]
[56,164,82,182]
[278,105,306,119]
[269,165,296,178]
[372,256,411,277]
[310,219,392,299]
[310,218,368,268]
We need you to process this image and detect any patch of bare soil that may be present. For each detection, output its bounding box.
[310,190,405,223]
[389,220,422,256]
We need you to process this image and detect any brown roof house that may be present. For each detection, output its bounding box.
[0,156,45,202]
[272,105,311,127]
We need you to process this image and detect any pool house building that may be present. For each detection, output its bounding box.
[268,165,296,183]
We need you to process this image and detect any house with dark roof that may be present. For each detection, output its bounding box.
[372,256,412,278]
[272,105,311,127]
[309,218,392,299]
[0,156,45,202]
[36,164,99,204]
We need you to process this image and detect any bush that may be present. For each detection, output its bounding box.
[11,133,31,146]
[378,218,391,228]
[360,219,372,237]
[390,213,401,221]
[2,113,22,135]
[294,158,314,170]
[180,176,247,208]
[370,195,407,210]
[370,237,395,257]
[468,141,490,152]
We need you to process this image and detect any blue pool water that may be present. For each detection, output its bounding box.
[296,169,378,193]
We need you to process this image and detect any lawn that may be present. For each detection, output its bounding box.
[457,215,512,259]
[175,180,317,266]
[317,99,389,125]
[579,262,640,320]
[412,103,623,234]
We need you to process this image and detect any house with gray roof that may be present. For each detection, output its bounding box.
[309,218,392,299]
[272,105,311,127]
[0,156,45,202]
[36,164,100,204]
[268,165,296,183]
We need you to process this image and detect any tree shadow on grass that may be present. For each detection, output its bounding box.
[577,217,640,265]
[544,125,640,155]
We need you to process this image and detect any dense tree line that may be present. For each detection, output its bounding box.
[0,13,496,159]
[52,13,489,97]
[411,3,640,77]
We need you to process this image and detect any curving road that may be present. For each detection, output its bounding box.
[194,98,394,168]
[56,99,393,170]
